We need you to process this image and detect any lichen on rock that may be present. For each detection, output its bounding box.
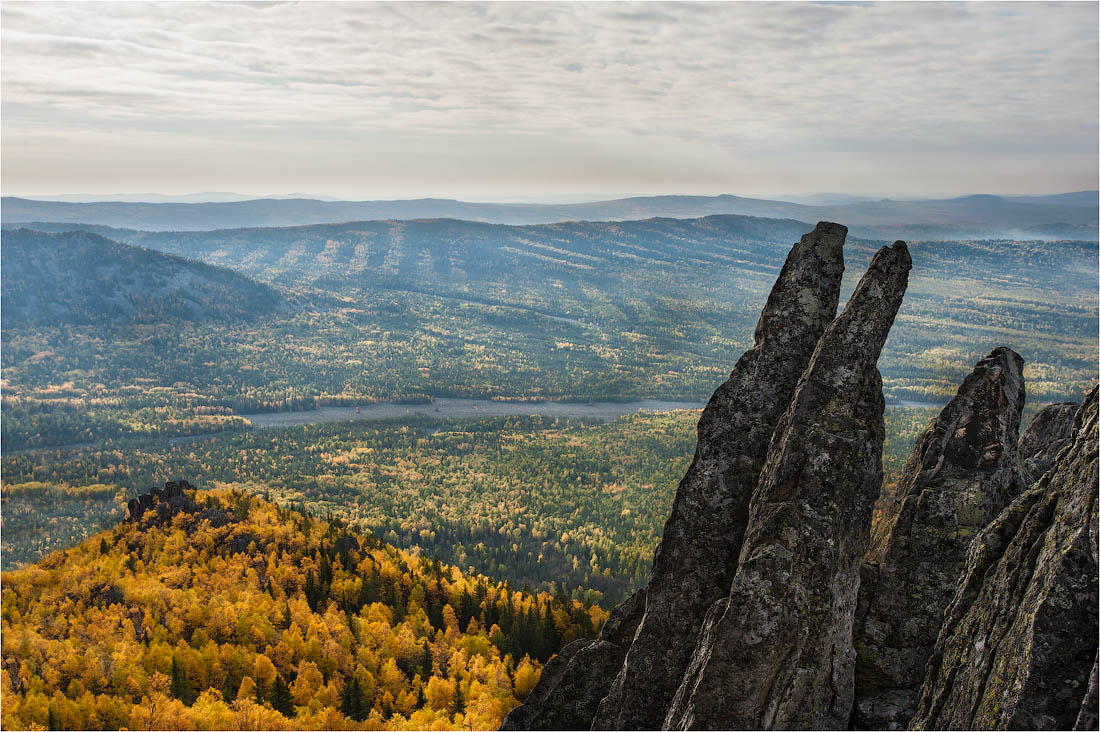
[1019,401,1080,483]
[852,347,1028,730]
[593,221,848,731]
[503,222,848,731]
[664,241,911,731]
[911,387,1099,730]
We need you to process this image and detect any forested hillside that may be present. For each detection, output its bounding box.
[0,229,284,327]
[0,485,606,730]
[2,216,1095,451]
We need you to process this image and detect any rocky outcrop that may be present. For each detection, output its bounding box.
[503,222,848,731]
[1019,401,1079,482]
[852,348,1028,729]
[592,222,848,730]
[664,241,911,730]
[499,219,1097,730]
[911,387,1098,730]
[126,480,199,524]
[501,589,646,730]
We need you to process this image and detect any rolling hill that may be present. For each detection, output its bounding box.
[0,229,285,327]
[3,191,1096,239]
[1,215,1095,451]
[0,483,604,730]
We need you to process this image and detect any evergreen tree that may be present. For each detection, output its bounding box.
[541,604,559,662]
[459,589,478,628]
[223,668,241,702]
[270,674,294,717]
[304,569,318,612]
[420,640,433,676]
[319,551,333,590]
[450,680,465,716]
[390,582,406,623]
[170,654,194,704]
[340,676,367,722]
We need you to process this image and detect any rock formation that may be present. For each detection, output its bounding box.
[851,347,1028,729]
[592,222,849,730]
[501,589,647,730]
[126,480,199,524]
[499,219,1097,731]
[1019,401,1080,482]
[910,387,1098,730]
[664,241,911,730]
[503,222,848,730]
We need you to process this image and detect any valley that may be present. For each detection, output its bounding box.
[5,3,1097,728]
[6,404,1020,601]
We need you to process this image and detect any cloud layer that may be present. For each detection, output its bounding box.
[3,1,1097,199]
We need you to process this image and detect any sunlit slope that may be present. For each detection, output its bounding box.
[0,486,606,730]
[2,216,1095,451]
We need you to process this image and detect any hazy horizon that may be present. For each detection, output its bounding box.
[3,1,1097,201]
[7,188,1098,206]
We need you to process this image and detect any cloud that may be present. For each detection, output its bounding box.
[1,1,1096,197]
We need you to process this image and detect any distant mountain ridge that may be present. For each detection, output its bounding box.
[3,191,1096,239]
[1,228,284,326]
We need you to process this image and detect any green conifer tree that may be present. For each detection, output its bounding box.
[270,674,294,717]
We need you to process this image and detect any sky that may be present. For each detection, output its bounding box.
[2,1,1098,202]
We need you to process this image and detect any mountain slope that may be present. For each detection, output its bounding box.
[0,484,606,730]
[1,229,284,327]
[3,192,1096,239]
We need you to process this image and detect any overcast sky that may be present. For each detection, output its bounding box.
[2,1,1097,201]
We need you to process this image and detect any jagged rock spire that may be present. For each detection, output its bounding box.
[851,347,1028,730]
[911,386,1099,730]
[593,221,848,731]
[665,241,911,730]
[1019,401,1080,483]
[502,221,848,731]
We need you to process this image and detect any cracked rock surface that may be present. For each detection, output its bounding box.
[664,241,911,731]
[851,347,1028,730]
[504,222,848,732]
[1019,401,1079,483]
[911,387,1099,730]
[593,222,848,731]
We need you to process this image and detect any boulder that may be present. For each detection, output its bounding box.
[500,589,646,730]
[1019,401,1079,482]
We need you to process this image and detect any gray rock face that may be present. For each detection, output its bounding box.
[592,222,848,731]
[664,241,911,730]
[503,222,848,732]
[500,589,646,730]
[1077,655,1099,732]
[911,387,1098,730]
[1019,401,1079,482]
[852,348,1028,730]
